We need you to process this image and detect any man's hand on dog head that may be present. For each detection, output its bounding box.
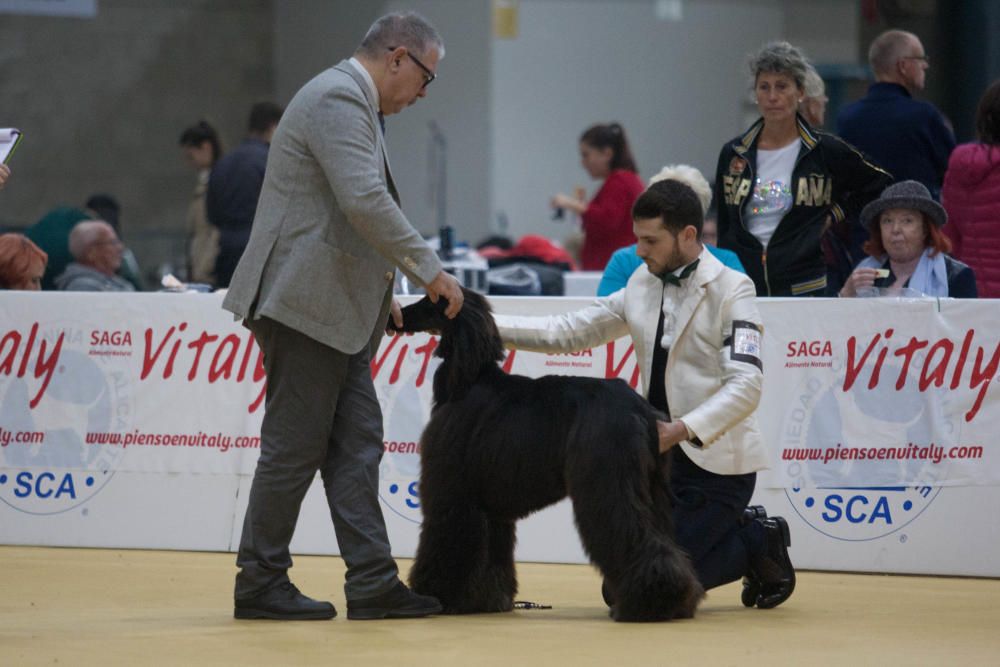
[388,298,404,332]
[426,270,464,319]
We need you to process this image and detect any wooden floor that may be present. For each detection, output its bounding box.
[1,546,999,666]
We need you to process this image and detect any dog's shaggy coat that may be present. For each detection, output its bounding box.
[391,290,703,621]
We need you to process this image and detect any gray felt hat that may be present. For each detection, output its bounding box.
[860,180,947,229]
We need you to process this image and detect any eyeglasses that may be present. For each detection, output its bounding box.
[387,47,436,88]
[902,54,930,65]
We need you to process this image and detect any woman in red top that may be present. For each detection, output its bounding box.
[551,123,645,270]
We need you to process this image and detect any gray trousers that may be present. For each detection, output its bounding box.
[235,317,398,601]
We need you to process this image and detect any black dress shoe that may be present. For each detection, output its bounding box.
[739,506,767,607]
[740,576,760,608]
[750,516,795,609]
[347,581,443,620]
[234,582,337,620]
[742,505,768,524]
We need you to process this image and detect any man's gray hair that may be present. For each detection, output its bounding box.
[803,65,825,98]
[68,220,112,261]
[357,11,444,60]
[868,29,917,78]
[748,40,810,90]
[648,164,712,214]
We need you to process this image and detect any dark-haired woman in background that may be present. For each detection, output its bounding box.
[941,79,1000,297]
[179,121,223,285]
[551,123,645,270]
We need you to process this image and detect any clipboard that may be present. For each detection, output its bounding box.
[1,129,24,165]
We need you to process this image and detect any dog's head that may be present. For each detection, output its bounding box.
[388,288,505,401]
[389,287,494,337]
[388,292,453,336]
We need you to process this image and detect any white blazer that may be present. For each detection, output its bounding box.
[494,248,768,475]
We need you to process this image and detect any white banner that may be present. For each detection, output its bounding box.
[2,292,1000,576]
[759,297,999,489]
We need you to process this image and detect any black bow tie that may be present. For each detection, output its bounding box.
[659,259,699,286]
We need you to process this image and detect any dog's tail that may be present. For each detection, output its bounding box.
[568,409,704,621]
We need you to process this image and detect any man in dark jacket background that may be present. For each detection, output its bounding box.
[207,101,283,287]
[837,29,954,199]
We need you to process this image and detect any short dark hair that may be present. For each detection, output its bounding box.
[632,180,703,235]
[580,123,637,173]
[85,193,121,232]
[179,120,223,164]
[975,79,1000,145]
[248,102,283,135]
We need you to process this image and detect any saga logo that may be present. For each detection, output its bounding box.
[786,340,832,357]
[91,330,133,347]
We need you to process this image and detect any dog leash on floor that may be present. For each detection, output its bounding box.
[513,600,552,610]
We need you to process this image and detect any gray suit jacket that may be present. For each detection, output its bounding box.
[223,61,442,354]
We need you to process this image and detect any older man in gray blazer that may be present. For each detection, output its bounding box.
[225,12,463,621]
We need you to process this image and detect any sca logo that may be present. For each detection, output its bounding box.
[379,477,421,524]
[780,356,952,541]
[786,484,941,542]
[0,470,111,514]
[0,326,132,516]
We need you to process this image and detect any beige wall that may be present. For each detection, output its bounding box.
[0,0,274,280]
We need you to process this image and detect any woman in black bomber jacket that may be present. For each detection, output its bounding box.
[714,41,892,297]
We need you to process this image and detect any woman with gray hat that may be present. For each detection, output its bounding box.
[839,180,976,298]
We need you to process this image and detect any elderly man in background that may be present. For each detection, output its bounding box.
[837,29,954,198]
[54,221,134,292]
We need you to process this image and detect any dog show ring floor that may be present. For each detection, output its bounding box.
[1,546,998,666]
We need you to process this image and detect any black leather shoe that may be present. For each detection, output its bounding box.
[234,582,337,620]
[742,505,768,524]
[740,575,760,608]
[750,516,795,609]
[739,506,767,607]
[347,581,443,620]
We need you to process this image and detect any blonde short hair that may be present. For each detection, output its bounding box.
[648,164,712,214]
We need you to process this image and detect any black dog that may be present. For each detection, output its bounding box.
[390,289,703,621]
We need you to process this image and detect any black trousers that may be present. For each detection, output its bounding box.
[669,446,764,591]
